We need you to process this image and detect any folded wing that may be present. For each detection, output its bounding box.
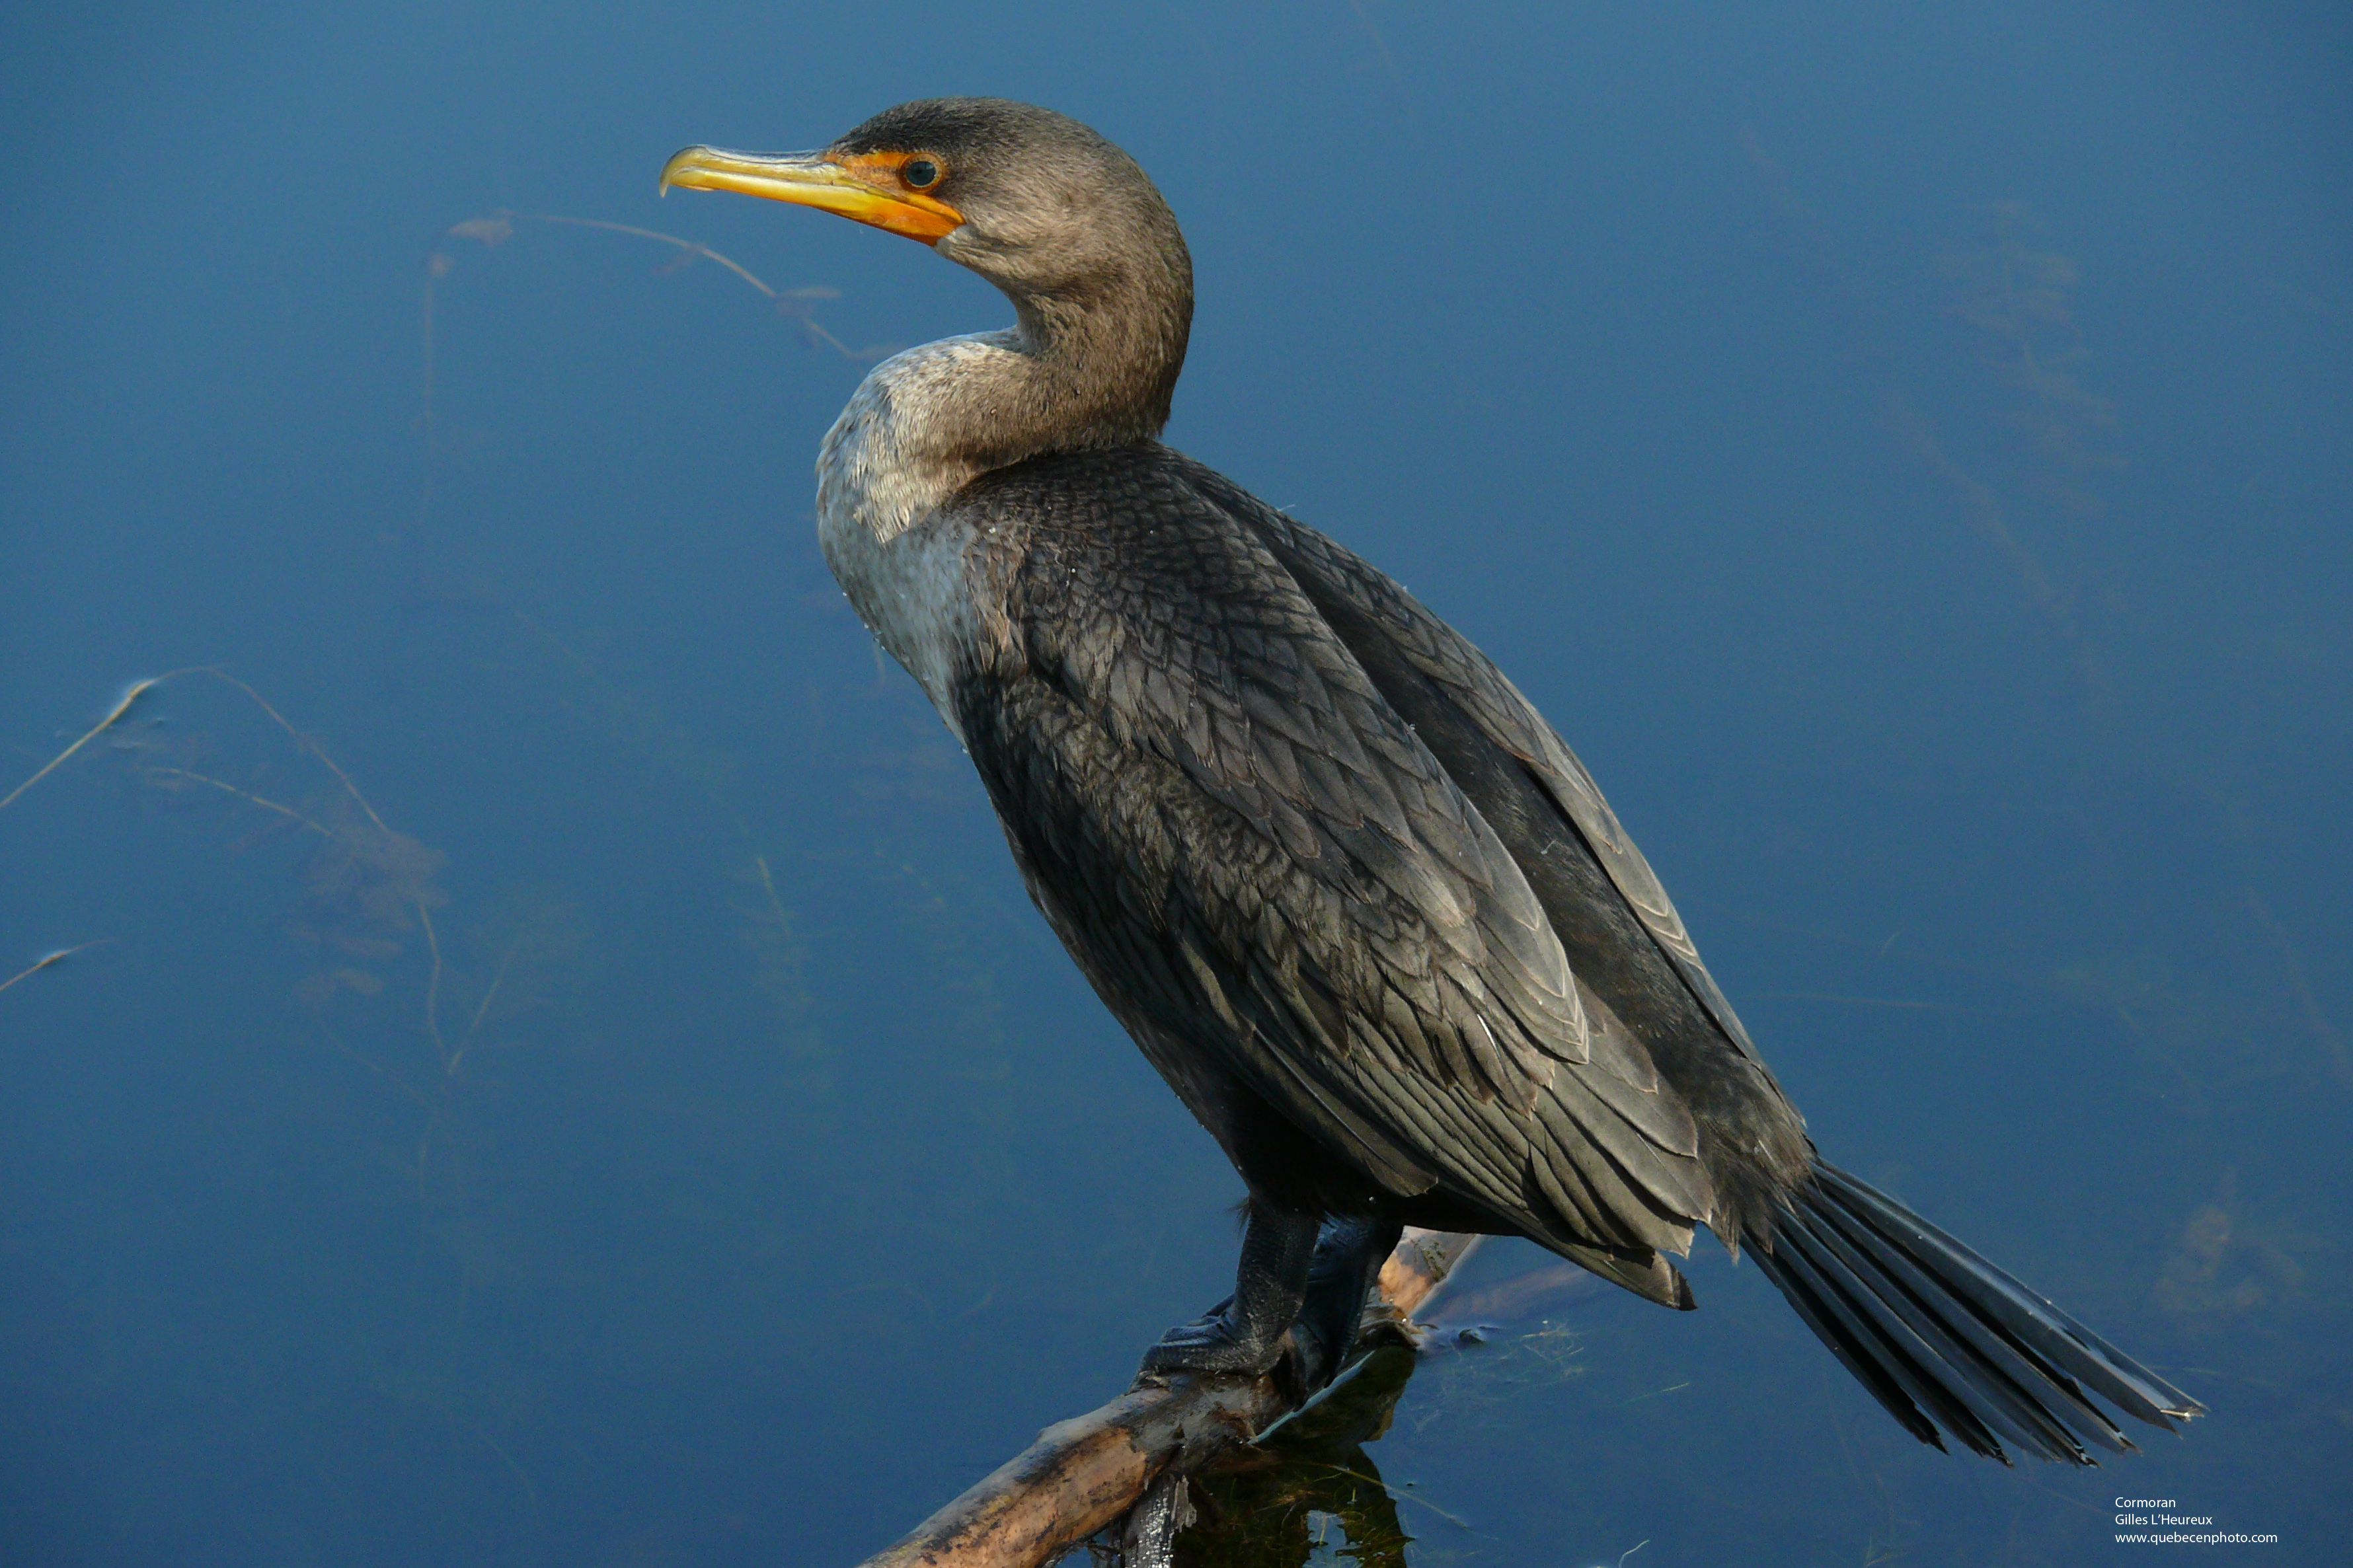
[950,451,1716,1300]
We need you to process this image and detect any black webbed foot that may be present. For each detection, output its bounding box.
[1139,1198,1322,1380]
[1138,1206,1406,1390]
[1139,1293,1292,1378]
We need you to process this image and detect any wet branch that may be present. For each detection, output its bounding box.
[853,1229,1481,1568]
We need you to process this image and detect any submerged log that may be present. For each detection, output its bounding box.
[855,1229,1483,1568]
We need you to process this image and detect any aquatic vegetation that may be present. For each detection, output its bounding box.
[404,203,897,587]
[4,668,447,1021]
[0,568,1049,1541]
[1938,202,2128,521]
[1401,1317,1589,1440]
[427,206,894,374]
[1742,127,2348,1170]
[0,940,110,996]
[4,668,582,1504]
[2153,1172,2313,1325]
[1697,135,2353,1565]
[0,677,165,811]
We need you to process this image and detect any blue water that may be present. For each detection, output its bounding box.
[4,5,2347,1564]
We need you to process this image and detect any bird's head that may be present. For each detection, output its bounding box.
[661,98,1191,362]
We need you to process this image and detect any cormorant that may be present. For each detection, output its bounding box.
[662,98,2202,1464]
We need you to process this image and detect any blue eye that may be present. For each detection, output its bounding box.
[903,159,941,190]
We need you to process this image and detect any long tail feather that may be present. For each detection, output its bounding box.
[1751,1161,2205,1466]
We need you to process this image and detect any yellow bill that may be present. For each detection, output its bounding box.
[659,146,964,244]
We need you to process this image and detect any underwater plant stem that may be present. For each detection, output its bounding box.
[8,667,394,829]
[198,669,396,837]
[0,940,111,997]
[462,937,522,1042]
[420,270,436,449]
[1310,1461,1473,1528]
[521,213,778,297]
[419,904,451,1072]
[1,678,163,811]
[514,213,873,359]
[416,268,440,559]
[468,1418,538,1512]
[852,1229,1480,1568]
[447,934,521,1082]
[315,1026,435,1113]
[169,669,450,1065]
[145,767,340,839]
[2245,885,2353,1091]
[753,854,794,930]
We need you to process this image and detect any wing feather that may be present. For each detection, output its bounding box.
[1177,461,1820,1232]
[1195,462,1772,1066]
[949,452,1715,1275]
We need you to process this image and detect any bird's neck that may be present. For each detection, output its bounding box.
[1005,269,1191,449]
[810,285,1186,731]
[817,274,1192,549]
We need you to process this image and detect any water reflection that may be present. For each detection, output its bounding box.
[1170,1349,1420,1568]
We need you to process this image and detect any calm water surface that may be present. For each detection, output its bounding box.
[4,5,2348,1564]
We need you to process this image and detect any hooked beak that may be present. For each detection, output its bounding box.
[658,147,964,245]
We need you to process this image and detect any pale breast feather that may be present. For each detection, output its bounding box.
[815,332,1036,735]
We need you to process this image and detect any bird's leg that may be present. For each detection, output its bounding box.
[1140,1198,1322,1378]
[1290,1214,1405,1392]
